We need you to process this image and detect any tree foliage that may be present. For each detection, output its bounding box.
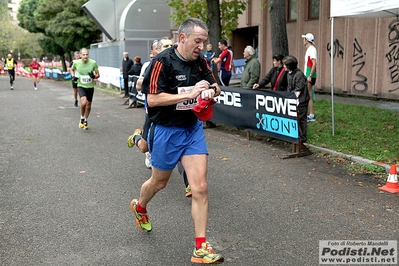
[1,0,43,59]
[18,0,101,69]
[0,0,13,56]
[167,0,247,39]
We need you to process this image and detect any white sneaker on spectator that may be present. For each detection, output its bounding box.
[145,152,152,168]
[307,114,316,122]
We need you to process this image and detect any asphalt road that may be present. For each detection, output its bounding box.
[1,75,398,266]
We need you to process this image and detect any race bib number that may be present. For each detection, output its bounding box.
[176,86,197,110]
[32,69,38,73]
[80,75,92,84]
[7,63,13,67]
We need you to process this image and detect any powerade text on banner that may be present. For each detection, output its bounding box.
[212,86,299,144]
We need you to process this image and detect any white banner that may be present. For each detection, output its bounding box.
[330,0,399,18]
[98,66,122,88]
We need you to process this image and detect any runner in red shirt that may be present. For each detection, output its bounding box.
[29,58,41,90]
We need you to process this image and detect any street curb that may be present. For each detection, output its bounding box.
[306,144,392,173]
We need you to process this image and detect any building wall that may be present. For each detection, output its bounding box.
[234,0,399,100]
[7,0,22,24]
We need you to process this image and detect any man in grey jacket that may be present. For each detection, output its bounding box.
[240,46,261,88]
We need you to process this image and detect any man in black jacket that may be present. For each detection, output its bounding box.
[253,54,287,91]
[283,55,309,143]
[122,52,133,98]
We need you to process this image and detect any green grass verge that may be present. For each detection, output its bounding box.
[307,99,399,165]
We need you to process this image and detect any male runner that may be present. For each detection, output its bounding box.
[70,48,99,130]
[126,37,193,196]
[127,37,173,168]
[5,54,17,90]
[68,51,81,107]
[129,18,224,264]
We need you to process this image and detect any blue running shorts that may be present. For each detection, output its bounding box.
[148,120,208,171]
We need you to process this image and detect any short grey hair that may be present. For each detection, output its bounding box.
[245,46,255,56]
[178,18,208,38]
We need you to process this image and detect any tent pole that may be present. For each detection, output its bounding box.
[330,17,335,136]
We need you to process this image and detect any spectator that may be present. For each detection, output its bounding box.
[203,43,215,70]
[211,39,232,86]
[301,32,317,122]
[128,56,143,76]
[122,52,133,98]
[283,55,309,143]
[253,54,287,91]
[240,45,261,88]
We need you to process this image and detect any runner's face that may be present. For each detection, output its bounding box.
[180,26,208,61]
[152,42,159,56]
[159,39,173,52]
[81,51,89,62]
[74,54,80,60]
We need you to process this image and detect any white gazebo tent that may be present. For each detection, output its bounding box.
[330,0,399,135]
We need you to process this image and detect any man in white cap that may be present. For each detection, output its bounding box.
[301,32,317,122]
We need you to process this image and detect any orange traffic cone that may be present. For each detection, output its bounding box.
[379,165,399,193]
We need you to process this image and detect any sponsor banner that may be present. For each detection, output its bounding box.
[212,86,299,143]
[128,75,145,105]
[319,240,397,265]
[98,66,121,88]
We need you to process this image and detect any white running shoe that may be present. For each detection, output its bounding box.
[145,152,152,168]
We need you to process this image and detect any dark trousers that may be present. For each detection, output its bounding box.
[8,70,15,85]
[123,77,129,97]
[297,104,308,143]
[220,70,231,86]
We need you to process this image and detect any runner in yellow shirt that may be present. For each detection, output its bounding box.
[5,54,17,90]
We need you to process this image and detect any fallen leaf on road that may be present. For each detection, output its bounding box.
[80,171,86,174]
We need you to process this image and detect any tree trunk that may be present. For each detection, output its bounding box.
[206,0,222,82]
[60,53,67,72]
[268,0,289,57]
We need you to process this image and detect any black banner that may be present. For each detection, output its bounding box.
[128,75,145,106]
[212,86,299,144]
